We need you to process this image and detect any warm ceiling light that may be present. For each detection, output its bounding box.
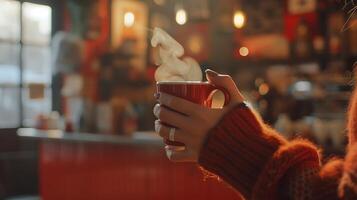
[176,9,187,25]
[233,10,245,29]
[239,47,249,56]
[124,12,135,27]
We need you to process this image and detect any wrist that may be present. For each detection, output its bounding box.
[198,103,285,198]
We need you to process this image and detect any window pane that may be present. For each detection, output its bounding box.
[0,43,20,84]
[0,87,20,128]
[22,2,52,45]
[22,87,51,127]
[23,46,51,84]
[0,0,20,42]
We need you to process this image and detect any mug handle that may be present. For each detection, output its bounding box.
[208,84,231,107]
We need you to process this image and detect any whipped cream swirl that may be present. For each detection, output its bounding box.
[151,28,202,82]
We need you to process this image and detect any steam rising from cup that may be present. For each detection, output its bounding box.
[151,27,203,82]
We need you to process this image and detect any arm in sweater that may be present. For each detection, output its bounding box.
[198,103,345,200]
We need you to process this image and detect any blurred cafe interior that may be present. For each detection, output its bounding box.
[0,0,356,199]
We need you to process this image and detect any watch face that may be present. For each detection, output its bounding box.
[288,0,316,14]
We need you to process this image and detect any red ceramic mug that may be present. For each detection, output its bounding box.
[156,81,230,149]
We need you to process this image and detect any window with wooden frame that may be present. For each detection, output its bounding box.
[0,0,52,128]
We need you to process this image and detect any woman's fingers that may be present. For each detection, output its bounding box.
[165,147,196,162]
[155,120,188,143]
[157,93,205,116]
[205,69,244,104]
[153,104,190,129]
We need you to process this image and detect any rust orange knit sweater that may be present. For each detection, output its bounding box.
[198,88,357,199]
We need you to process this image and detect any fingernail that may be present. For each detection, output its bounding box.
[166,149,172,159]
[153,104,160,117]
[205,69,218,77]
[154,120,161,132]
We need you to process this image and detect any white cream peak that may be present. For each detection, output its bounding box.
[151,27,203,82]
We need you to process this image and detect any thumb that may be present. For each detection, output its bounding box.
[205,69,244,104]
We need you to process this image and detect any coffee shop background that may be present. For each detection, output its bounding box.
[0,0,356,198]
[51,0,356,150]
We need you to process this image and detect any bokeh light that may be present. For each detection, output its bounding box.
[124,12,135,27]
[239,46,249,56]
[176,9,187,25]
[233,10,245,29]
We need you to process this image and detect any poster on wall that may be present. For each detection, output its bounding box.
[283,8,318,59]
[284,12,318,42]
[111,0,148,70]
[29,83,45,99]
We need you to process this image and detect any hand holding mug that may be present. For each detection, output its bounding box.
[153,69,245,162]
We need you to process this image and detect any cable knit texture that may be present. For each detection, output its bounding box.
[315,159,344,200]
[348,88,357,147]
[339,144,357,199]
[252,140,320,199]
[198,85,357,200]
[198,104,321,199]
[280,166,320,199]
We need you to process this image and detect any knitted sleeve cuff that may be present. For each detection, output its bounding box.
[198,103,286,198]
[252,140,321,199]
[198,104,321,199]
[311,158,344,199]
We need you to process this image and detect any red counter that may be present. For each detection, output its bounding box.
[19,129,242,200]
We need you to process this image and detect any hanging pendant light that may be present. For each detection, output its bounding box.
[176,8,187,25]
[124,11,135,27]
[233,10,245,29]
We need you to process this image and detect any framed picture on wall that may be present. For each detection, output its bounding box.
[284,9,318,59]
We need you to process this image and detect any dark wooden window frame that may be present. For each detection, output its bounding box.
[0,0,54,129]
